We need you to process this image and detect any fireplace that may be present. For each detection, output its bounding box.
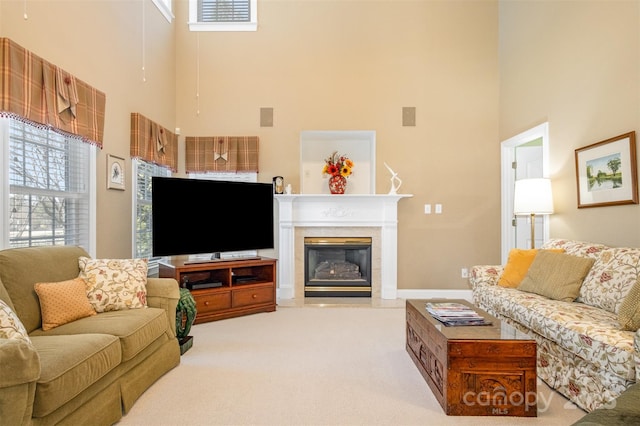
[275,194,411,300]
[304,237,372,297]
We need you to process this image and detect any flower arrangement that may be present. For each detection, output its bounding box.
[322,151,354,178]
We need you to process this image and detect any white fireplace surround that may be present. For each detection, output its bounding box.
[275,194,411,300]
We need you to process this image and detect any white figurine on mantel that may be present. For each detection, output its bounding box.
[384,162,402,194]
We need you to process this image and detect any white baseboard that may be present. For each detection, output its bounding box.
[396,289,473,302]
[277,288,473,302]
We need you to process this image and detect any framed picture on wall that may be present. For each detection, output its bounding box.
[107,154,125,190]
[575,131,638,208]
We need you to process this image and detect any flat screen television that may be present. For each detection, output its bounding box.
[151,177,274,260]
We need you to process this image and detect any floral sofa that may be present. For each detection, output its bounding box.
[470,239,640,412]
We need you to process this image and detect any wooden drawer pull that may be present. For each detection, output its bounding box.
[252,294,257,299]
[204,301,210,306]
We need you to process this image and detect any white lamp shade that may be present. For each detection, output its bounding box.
[513,178,554,215]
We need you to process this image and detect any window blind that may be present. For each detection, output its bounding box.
[8,118,90,248]
[199,0,250,22]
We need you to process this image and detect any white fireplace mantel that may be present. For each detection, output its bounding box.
[275,194,412,300]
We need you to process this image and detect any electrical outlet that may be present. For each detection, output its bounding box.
[461,268,469,278]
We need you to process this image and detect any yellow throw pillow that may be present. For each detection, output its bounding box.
[34,278,96,331]
[618,276,640,331]
[498,248,564,288]
[518,251,595,302]
[79,257,148,313]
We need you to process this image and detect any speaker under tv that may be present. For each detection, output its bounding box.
[151,177,275,260]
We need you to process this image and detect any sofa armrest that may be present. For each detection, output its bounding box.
[0,338,40,425]
[469,265,504,291]
[146,278,180,337]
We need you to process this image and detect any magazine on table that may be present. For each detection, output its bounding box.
[425,302,492,326]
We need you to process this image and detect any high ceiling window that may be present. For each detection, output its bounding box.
[152,0,174,23]
[189,0,257,32]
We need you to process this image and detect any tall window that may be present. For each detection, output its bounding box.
[133,159,171,274]
[0,117,95,252]
[152,0,174,23]
[189,0,257,31]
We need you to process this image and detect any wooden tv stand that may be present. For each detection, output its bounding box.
[159,257,277,324]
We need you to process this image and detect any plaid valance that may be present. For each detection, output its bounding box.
[130,113,178,172]
[185,136,259,173]
[0,38,106,147]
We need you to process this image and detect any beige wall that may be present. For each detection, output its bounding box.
[2,0,636,290]
[1,0,503,291]
[174,0,501,291]
[500,0,640,247]
[0,0,177,258]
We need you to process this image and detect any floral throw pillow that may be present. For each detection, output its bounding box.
[579,248,640,314]
[0,299,31,344]
[78,257,148,313]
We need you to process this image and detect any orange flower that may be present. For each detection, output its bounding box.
[323,151,354,178]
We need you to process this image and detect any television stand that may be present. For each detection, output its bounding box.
[183,255,262,265]
[159,257,277,323]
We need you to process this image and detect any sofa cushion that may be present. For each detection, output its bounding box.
[498,248,564,288]
[579,247,640,314]
[29,333,121,418]
[30,307,168,361]
[618,276,640,331]
[0,299,31,344]
[541,238,609,259]
[518,251,595,302]
[0,245,90,333]
[474,282,636,381]
[34,278,96,331]
[79,257,148,313]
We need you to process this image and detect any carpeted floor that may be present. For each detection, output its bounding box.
[117,305,587,425]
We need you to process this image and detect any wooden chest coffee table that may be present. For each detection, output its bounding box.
[406,299,537,417]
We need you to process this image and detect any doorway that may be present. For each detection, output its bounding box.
[500,123,550,263]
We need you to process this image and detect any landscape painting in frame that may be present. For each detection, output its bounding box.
[575,131,638,208]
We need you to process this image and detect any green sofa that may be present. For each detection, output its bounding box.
[0,246,181,425]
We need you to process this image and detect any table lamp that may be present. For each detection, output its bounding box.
[513,178,554,249]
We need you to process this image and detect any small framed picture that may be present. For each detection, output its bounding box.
[575,131,638,208]
[107,154,126,190]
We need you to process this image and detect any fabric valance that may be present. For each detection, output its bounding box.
[130,113,178,172]
[0,38,106,147]
[185,136,259,173]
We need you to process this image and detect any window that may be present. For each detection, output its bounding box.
[152,0,174,23]
[188,0,257,32]
[133,159,171,275]
[0,117,96,252]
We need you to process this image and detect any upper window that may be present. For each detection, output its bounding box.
[152,0,174,23]
[188,0,257,32]
[0,117,95,252]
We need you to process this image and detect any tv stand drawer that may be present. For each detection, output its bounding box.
[194,290,231,314]
[232,285,275,308]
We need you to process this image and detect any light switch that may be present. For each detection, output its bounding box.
[435,204,442,214]
[424,204,431,214]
